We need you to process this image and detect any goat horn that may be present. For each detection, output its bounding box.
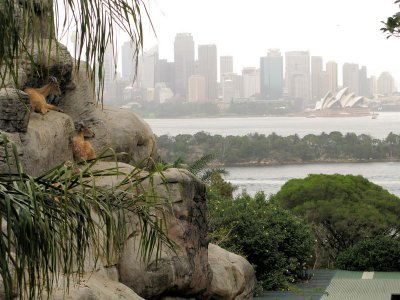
[49,76,58,83]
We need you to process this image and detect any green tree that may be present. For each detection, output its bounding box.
[271,174,400,264]
[208,187,314,291]
[336,236,400,271]
[382,1,400,38]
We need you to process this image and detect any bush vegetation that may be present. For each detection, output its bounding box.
[207,173,314,290]
[157,131,400,166]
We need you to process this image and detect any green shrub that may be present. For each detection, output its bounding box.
[208,184,314,291]
[336,236,400,271]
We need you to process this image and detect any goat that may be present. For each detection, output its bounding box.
[72,122,97,162]
[24,76,63,114]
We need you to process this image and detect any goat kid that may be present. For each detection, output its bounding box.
[24,76,63,114]
[72,122,96,162]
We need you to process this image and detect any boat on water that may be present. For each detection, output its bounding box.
[371,113,379,119]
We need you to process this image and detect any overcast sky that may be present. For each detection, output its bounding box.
[126,0,400,84]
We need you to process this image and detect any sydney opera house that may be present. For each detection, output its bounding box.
[307,87,371,117]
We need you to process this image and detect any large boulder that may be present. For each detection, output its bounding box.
[205,243,256,300]
[117,167,212,299]
[0,88,30,132]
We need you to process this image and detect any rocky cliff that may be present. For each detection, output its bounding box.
[0,2,256,299]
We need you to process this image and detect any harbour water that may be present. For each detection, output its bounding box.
[225,162,400,197]
[146,112,400,139]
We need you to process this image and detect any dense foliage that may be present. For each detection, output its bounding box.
[336,236,400,271]
[157,131,400,165]
[270,174,400,265]
[381,0,400,38]
[207,174,314,290]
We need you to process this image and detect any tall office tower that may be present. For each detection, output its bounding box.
[260,49,283,100]
[188,75,206,102]
[198,44,218,101]
[319,71,330,98]
[343,63,360,95]
[377,72,395,96]
[285,51,311,102]
[311,56,323,103]
[359,66,369,96]
[242,67,260,98]
[369,76,377,97]
[174,33,195,100]
[139,46,159,89]
[220,56,233,82]
[158,59,174,89]
[121,41,137,82]
[326,61,338,93]
[103,46,116,86]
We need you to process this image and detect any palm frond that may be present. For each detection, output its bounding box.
[0,0,149,103]
[0,133,173,299]
[188,154,215,176]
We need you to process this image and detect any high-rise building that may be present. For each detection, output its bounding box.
[326,61,338,94]
[242,67,260,98]
[139,46,159,89]
[121,41,137,82]
[377,72,395,96]
[188,75,206,102]
[103,46,115,87]
[220,56,233,82]
[285,51,311,102]
[221,73,241,103]
[158,59,174,89]
[369,76,377,97]
[260,49,283,100]
[311,56,323,103]
[174,33,195,100]
[198,44,218,101]
[319,71,330,98]
[359,66,369,96]
[343,63,359,95]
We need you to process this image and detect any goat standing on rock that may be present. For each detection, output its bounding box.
[24,76,63,114]
[72,122,97,162]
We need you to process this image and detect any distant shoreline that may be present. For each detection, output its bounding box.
[217,158,400,168]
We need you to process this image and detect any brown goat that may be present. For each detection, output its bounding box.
[72,122,97,162]
[24,76,63,114]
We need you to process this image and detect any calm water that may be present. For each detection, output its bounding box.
[145,112,400,138]
[225,162,400,197]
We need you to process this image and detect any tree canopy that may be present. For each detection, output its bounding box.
[271,174,400,264]
[382,0,400,38]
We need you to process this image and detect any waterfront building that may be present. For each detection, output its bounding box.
[326,61,338,94]
[378,72,395,96]
[220,56,233,83]
[121,41,136,82]
[242,67,260,99]
[188,75,206,102]
[260,49,283,100]
[311,56,323,104]
[343,63,360,95]
[198,44,218,101]
[174,33,195,100]
[359,66,369,97]
[285,51,311,103]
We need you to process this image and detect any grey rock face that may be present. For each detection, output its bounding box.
[118,168,212,299]
[205,243,257,300]
[0,88,30,132]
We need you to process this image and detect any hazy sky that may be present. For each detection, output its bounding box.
[129,0,400,84]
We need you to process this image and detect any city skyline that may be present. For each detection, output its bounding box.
[121,0,400,86]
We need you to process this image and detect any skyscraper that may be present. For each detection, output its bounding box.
[198,44,218,101]
[326,61,338,94]
[359,66,369,96]
[242,67,260,98]
[220,56,233,83]
[139,46,159,89]
[121,41,136,82]
[377,72,395,96]
[343,63,360,95]
[188,75,206,102]
[174,33,195,100]
[285,51,311,102]
[158,59,174,89]
[260,49,283,100]
[311,56,323,103]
